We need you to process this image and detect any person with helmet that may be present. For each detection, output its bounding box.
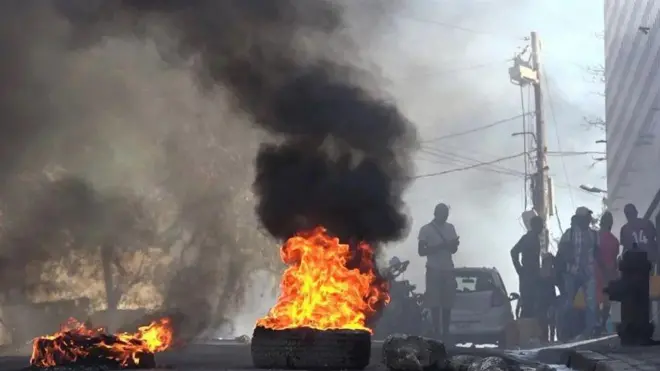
[418,203,459,341]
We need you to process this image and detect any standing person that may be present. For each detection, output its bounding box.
[620,203,659,330]
[620,203,657,260]
[537,253,558,343]
[418,203,459,341]
[553,216,577,342]
[596,211,619,334]
[557,207,599,340]
[510,215,543,318]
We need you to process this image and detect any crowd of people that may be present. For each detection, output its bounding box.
[511,203,657,343]
[416,201,658,344]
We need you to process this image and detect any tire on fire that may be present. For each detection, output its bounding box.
[251,326,371,370]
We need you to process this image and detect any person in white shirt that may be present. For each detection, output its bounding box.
[418,203,459,340]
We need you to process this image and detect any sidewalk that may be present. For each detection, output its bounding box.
[563,344,660,371]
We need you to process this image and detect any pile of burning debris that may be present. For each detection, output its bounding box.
[247,228,535,371]
[29,317,172,370]
[250,227,387,370]
[21,228,526,371]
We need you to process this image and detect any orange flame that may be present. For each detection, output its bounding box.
[30,317,173,368]
[256,226,389,333]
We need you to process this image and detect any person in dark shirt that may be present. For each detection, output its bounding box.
[511,215,543,318]
[620,203,657,261]
[537,253,558,344]
[597,211,619,334]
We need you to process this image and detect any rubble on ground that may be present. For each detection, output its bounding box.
[447,355,482,371]
[234,335,250,343]
[467,356,508,371]
[533,365,557,371]
[382,334,447,371]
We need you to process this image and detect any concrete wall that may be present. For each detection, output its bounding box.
[605,0,660,228]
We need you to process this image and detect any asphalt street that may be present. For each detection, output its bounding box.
[0,342,550,371]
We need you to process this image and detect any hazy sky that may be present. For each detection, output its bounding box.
[368,0,606,295]
[232,0,606,333]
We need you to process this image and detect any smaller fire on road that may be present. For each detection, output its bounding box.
[30,317,173,369]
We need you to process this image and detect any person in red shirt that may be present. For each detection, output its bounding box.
[596,211,619,332]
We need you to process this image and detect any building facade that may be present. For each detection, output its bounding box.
[605,0,660,223]
[605,0,660,329]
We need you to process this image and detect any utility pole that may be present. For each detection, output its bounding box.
[508,32,549,252]
[530,31,549,253]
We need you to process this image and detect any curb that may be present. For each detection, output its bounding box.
[564,350,613,371]
[449,348,545,369]
[535,347,571,365]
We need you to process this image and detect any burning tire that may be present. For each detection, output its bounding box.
[29,317,173,370]
[251,326,371,370]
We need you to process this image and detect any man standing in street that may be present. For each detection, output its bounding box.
[620,203,657,260]
[596,211,619,333]
[537,253,558,343]
[418,203,459,341]
[557,206,600,340]
[510,215,543,319]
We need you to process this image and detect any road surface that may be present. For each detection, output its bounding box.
[0,341,549,371]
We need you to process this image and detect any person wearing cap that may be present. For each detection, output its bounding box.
[418,203,459,341]
[620,203,657,260]
[557,206,600,340]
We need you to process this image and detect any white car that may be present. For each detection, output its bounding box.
[449,267,518,347]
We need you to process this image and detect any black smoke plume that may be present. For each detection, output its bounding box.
[54,0,418,244]
[0,0,415,341]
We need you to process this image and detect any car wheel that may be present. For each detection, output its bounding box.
[251,326,371,370]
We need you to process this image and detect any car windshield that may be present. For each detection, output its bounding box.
[455,271,495,292]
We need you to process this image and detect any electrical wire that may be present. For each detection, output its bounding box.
[526,85,534,165]
[421,113,533,143]
[525,85,535,208]
[415,149,589,204]
[547,151,606,156]
[393,13,515,38]
[418,147,526,177]
[411,59,512,77]
[543,70,576,209]
[520,85,529,210]
[430,141,517,164]
[412,152,527,179]
[555,204,564,235]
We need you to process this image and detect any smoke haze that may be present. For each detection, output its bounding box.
[0,0,418,342]
[0,0,604,342]
[0,0,277,341]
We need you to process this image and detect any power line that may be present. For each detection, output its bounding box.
[393,13,510,38]
[418,148,526,177]
[412,152,527,179]
[519,85,529,209]
[410,59,512,77]
[555,204,565,235]
[524,84,535,174]
[422,113,533,143]
[543,69,575,208]
[547,151,605,156]
[420,148,525,176]
[415,150,587,198]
